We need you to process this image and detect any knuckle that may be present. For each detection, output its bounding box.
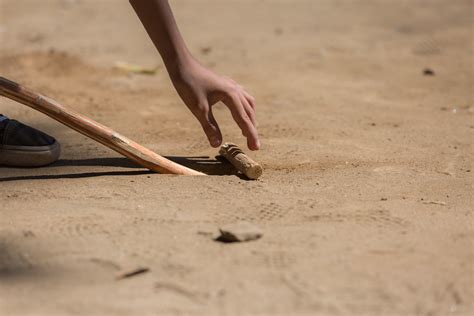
[197,101,208,110]
[196,109,208,121]
[225,77,237,85]
[227,85,238,95]
[242,115,252,126]
[201,121,213,132]
[225,91,238,103]
[226,81,240,91]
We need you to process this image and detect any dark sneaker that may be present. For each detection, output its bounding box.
[0,115,60,167]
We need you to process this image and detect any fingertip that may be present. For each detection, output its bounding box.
[247,138,261,151]
[210,136,222,148]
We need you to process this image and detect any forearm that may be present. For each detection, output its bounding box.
[129,0,192,76]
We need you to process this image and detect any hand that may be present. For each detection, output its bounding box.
[169,56,260,150]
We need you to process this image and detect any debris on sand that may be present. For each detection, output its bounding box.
[116,267,150,280]
[422,200,446,206]
[22,230,35,238]
[423,68,435,76]
[197,229,216,238]
[216,221,263,243]
[200,46,212,55]
[114,61,159,75]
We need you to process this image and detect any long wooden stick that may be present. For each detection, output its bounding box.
[0,76,204,175]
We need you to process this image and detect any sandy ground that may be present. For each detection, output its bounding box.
[0,0,473,315]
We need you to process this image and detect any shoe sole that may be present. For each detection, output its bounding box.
[0,141,61,167]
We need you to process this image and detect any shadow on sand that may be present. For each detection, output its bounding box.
[0,156,238,182]
[0,239,44,282]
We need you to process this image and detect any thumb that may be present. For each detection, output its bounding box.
[198,108,222,148]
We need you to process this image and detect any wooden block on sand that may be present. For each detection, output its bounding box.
[219,143,263,180]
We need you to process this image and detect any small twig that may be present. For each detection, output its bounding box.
[116,267,150,280]
[422,201,446,206]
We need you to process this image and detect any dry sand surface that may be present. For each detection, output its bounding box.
[1,0,473,315]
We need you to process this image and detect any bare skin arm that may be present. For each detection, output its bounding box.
[129,0,260,150]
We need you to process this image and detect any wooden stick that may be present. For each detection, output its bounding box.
[219,142,263,179]
[0,76,204,176]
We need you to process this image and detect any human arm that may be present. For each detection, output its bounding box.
[129,0,260,150]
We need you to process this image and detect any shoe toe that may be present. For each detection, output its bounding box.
[3,119,57,147]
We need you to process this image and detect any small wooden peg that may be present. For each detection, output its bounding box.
[219,142,263,180]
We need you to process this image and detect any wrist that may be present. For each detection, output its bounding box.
[165,51,196,80]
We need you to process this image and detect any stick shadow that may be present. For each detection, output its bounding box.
[165,156,237,176]
[0,156,237,182]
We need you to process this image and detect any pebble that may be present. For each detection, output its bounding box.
[423,68,435,76]
[217,221,263,243]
